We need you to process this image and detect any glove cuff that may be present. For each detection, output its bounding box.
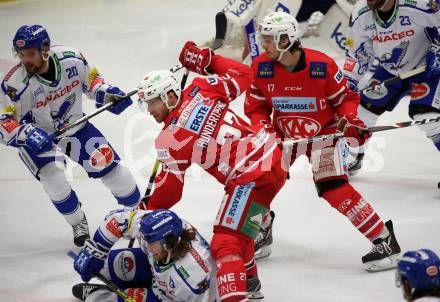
[84,239,109,260]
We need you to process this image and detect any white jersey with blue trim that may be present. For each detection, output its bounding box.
[96,209,218,302]
[344,0,440,84]
[0,45,109,143]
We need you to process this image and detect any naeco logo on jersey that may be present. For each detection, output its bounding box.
[272,97,317,113]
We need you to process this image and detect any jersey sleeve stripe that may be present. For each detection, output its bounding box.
[249,93,266,100]
[327,86,346,100]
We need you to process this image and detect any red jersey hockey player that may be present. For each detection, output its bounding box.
[245,11,401,272]
[136,41,287,301]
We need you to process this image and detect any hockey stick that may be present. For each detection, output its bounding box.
[282,115,440,146]
[67,251,136,302]
[359,65,426,95]
[52,89,138,138]
[127,159,160,248]
[180,11,227,90]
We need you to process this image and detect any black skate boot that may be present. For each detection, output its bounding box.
[246,275,264,299]
[362,220,401,272]
[72,283,107,301]
[72,214,90,247]
[254,211,275,260]
[348,152,364,176]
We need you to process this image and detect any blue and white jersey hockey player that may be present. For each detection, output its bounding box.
[73,209,218,302]
[0,25,141,246]
[342,0,440,175]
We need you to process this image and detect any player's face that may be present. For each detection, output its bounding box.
[146,97,169,123]
[259,35,280,61]
[146,241,167,261]
[16,48,45,74]
[366,0,388,9]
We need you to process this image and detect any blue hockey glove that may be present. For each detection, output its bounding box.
[425,27,440,79]
[73,239,108,282]
[15,124,53,154]
[96,86,133,115]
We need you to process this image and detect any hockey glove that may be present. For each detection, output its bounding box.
[96,86,133,115]
[260,121,282,143]
[179,41,214,76]
[425,27,440,79]
[73,239,108,282]
[337,114,371,147]
[15,124,53,154]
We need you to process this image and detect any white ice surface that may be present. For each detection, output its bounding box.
[0,1,439,301]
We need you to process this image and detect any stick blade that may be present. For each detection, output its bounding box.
[212,11,227,50]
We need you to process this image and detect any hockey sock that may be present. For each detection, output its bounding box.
[211,233,250,302]
[242,239,257,278]
[215,256,248,302]
[51,189,83,225]
[322,183,384,241]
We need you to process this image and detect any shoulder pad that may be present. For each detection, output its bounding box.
[2,63,28,101]
[401,0,440,12]
[350,0,372,23]
[51,45,85,62]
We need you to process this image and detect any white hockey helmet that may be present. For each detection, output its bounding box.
[259,12,300,53]
[137,70,181,111]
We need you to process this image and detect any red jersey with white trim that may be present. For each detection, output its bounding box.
[245,48,360,139]
[148,55,281,209]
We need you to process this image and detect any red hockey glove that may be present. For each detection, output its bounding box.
[260,121,282,142]
[337,114,371,147]
[179,41,214,76]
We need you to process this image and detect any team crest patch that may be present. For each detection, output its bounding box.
[309,62,327,79]
[428,0,439,11]
[257,62,274,78]
[89,144,114,169]
[188,85,200,97]
[6,87,17,100]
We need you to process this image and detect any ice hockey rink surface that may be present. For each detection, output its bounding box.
[0,0,439,301]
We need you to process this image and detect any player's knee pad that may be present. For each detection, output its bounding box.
[100,164,140,209]
[107,248,152,289]
[315,178,348,197]
[211,232,244,260]
[413,112,440,150]
[39,162,71,201]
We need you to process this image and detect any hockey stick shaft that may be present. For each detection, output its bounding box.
[180,11,227,90]
[53,89,138,138]
[67,251,136,302]
[282,115,440,146]
[95,272,137,302]
[360,65,426,95]
[127,159,160,248]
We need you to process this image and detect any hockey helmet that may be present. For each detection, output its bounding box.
[139,209,183,245]
[137,70,181,111]
[259,12,300,52]
[396,249,440,296]
[13,25,50,51]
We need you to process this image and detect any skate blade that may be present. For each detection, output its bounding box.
[364,253,400,272]
[246,291,264,299]
[255,245,272,260]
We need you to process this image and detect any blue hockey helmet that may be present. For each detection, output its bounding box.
[396,249,440,293]
[13,25,50,51]
[139,209,183,244]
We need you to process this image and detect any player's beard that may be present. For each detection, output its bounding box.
[366,0,389,10]
[24,59,47,75]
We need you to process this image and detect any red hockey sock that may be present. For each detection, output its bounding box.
[322,183,384,241]
[211,232,250,302]
[216,256,248,302]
